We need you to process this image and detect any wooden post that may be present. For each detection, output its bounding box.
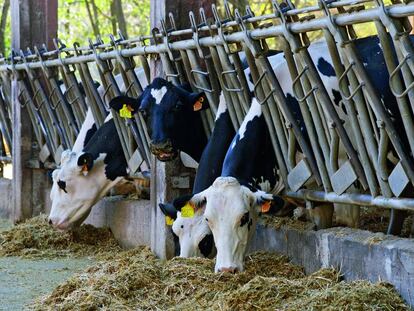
[10,0,57,222]
[149,0,215,259]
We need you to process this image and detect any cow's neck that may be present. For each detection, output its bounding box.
[193,109,235,193]
[176,113,208,163]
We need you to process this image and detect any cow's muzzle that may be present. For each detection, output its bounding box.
[150,140,178,161]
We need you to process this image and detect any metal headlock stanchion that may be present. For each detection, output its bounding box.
[35,45,79,147]
[236,8,323,189]
[2,0,414,210]
[0,76,12,152]
[90,38,146,174]
[109,33,151,169]
[72,42,107,128]
[199,7,242,131]
[12,54,54,163]
[53,39,88,128]
[20,50,67,162]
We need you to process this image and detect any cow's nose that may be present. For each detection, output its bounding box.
[218,267,238,273]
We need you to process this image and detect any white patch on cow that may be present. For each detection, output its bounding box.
[254,176,271,193]
[180,152,199,169]
[172,210,212,258]
[215,92,227,121]
[232,98,262,149]
[71,109,95,153]
[151,86,168,105]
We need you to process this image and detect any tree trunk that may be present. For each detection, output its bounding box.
[112,0,128,37]
[0,0,10,56]
[85,0,100,38]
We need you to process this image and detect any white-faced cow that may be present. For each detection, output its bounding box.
[48,68,148,229]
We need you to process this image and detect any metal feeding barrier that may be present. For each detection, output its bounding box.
[1,0,414,225]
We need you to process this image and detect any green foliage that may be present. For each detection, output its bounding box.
[58,0,150,47]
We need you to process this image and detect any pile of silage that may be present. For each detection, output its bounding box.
[0,215,122,258]
[32,247,409,311]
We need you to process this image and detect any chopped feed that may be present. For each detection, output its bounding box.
[0,215,121,258]
[31,247,409,311]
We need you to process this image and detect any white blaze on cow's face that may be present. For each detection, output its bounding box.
[172,210,212,258]
[49,150,122,230]
[193,177,275,273]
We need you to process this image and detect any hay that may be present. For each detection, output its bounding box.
[31,247,409,311]
[0,215,121,258]
[260,214,315,231]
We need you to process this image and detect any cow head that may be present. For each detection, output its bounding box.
[109,77,209,162]
[159,197,215,258]
[48,149,123,230]
[189,176,284,273]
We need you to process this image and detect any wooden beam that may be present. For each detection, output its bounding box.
[10,0,57,222]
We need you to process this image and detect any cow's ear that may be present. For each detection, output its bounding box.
[109,96,140,119]
[254,191,285,214]
[188,92,209,112]
[60,149,74,165]
[159,203,178,223]
[77,152,94,176]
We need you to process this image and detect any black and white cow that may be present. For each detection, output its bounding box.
[110,78,209,163]
[159,93,236,257]
[164,35,411,271]
[48,68,148,229]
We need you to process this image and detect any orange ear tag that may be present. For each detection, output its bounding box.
[81,163,89,176]
[120,104,133,118]
[165,216,174,226]
[261,201,271,213]
[181,203,195,218]
[193,101,203,112]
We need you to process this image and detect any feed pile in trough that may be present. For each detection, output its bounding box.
[32,247,409,311]
[0,215,121,258]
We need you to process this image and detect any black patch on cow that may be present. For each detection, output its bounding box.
[159,203,178,219]
[317,57,336,77]
[240,212,250,227]
[83,124,97,147]
[57,180,67,193]
[82,119,128,181]
[198,234,214,257]
[172,231,180,257]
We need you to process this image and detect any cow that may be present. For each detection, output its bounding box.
[48,68,148,229]
[159,93,235,257]
[109,77,211,163]
[164,35,411,271]
[48,72,217,230]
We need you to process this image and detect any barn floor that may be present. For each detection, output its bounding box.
[0,218,93,311]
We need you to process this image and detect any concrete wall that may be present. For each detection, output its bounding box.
[250,223,414,308]
[85,197,152,248]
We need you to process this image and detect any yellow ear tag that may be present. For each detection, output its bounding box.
[120,104,133,119]
[165,216,174,226]
[261,201,271,213]
[181,203,195,218]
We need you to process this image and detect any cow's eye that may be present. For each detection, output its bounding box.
[57,180,67,193]
[240,212,250,227]
[172,102,182,112]
[205,218,208,222]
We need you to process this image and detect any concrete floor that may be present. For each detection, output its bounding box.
[0,218,93,311]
